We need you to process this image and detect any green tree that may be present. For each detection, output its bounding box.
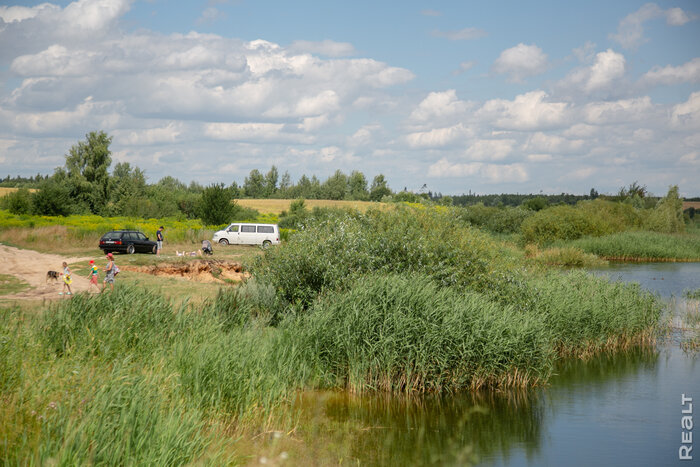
[32,179,71,216]
[64,131,113,214]
[199,184,234,225]
[522,196,548,211]
[323,170,348,200]
[644,185,684,233]
[243,169,265,198]
[264,166,279,197]
[2,188,32,214]
[369,174,391,201]
[348,171,369,200]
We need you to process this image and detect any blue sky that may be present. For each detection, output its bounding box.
[1,0,699,196]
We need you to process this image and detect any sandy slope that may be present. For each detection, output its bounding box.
[0,244,98,300]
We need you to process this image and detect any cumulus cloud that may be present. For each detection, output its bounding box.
[432,27,487,41]
[583,97,652,124]
[556,49,626,97]
[477,91,569,130]
[406,124,473,149]
[670,92,700,128]
[428,158,528,183]
[492,43,547,82]
[641,58,700,86]
[610,3,695,49]
[408,89,472,124]
[288,40,357,57]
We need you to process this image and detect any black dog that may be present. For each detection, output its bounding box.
[46,270,60,283]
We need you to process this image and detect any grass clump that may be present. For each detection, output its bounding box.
[525,245,607,268]
[0,274,30,295]
[685,289,700,300]
[560,231,700,261]
[296,273,553,392]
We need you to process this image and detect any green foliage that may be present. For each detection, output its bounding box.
[455,204,533,234]
[64,131,113,214]
[2,187,32,214]
[278,198,309,229]
[369,174,391,201]
[522,196,548,211]
[252,206,520,309]
[198,183,234,226]
[643,185,684,233]
[685,289,700,300]
[32,179,72,216]
[560,231,700,260]
[297,273,553,391]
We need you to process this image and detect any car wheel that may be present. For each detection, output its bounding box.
[151,244,157,254]
[126,244,135,254]
[262,240,271,249]
[219,239,229,246]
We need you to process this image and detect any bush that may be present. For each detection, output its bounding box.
[198,184,234,226]
[1,188,32,214]
[251,206,515,309]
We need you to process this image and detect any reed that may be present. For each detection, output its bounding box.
[559,231,700,261]
[295,273,554,393]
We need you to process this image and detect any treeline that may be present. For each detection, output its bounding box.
[0,132,393,221]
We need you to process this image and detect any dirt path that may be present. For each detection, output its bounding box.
[0,244,97,300]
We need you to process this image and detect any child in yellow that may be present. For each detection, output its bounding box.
[59,261,72,296]
[87,259,99,293]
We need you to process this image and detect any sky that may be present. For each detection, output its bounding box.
[0,0,699,196]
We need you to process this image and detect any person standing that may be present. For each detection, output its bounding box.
[87,259,99,293]
[59,261,72,296]
[156,226,164,256]
[102,253,116,293]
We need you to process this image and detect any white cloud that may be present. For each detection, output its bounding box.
[524,132,584,153]
[197,7,223,25]
[203,122,312,143]
[408,89,472,124]
[117,122,182,145]
[492,43,547,82]
[453,61,476,75]
[527,154,552,162]
[465,139,514,161]
[583,97,652,124]
[670,92,700,128]
[0,3,59,22]
[478,91,569,130]
[611,3,695,49]
[406,124,472,148]
[288,40,356,57]
[432,28,487,41]
[585,49,625,92]
[679,152,699,165]
[561,167,597,181]
[428,158,528,183]
[641,58,700,86]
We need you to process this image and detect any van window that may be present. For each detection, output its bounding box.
[227,225,239,232]
[241,225,256,233]
[257,226,274,233]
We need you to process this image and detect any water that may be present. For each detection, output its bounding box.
[305,263,700,466]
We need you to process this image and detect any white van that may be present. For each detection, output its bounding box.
[212,223,281,248]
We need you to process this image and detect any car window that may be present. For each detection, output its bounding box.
[126,232,138,240]
[257,226,274,233]
[102,232,121,240]
[241,225,256,233]
[136,232,147,240]
[228,225,239,232]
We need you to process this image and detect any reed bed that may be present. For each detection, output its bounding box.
[557,231,700,261]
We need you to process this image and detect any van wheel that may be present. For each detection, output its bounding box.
[262,240,271,249]
[126,244,135,254]
[219,239,229,246]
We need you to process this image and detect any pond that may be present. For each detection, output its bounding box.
[299,262,700,466]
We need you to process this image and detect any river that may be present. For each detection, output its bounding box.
[300,262,700,466]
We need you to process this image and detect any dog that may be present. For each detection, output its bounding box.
[46,270,60,283]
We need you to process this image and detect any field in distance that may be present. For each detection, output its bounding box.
[0,187,36,196]
[236,198,390,215]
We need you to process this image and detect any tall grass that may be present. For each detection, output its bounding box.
[295,273,553,392]
[558,231,700,261]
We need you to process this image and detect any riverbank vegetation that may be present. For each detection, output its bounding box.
[0,206,665,463]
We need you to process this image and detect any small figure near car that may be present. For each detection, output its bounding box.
[156,226,164,256]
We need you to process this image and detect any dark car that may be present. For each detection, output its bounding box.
[99,230,157,254]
